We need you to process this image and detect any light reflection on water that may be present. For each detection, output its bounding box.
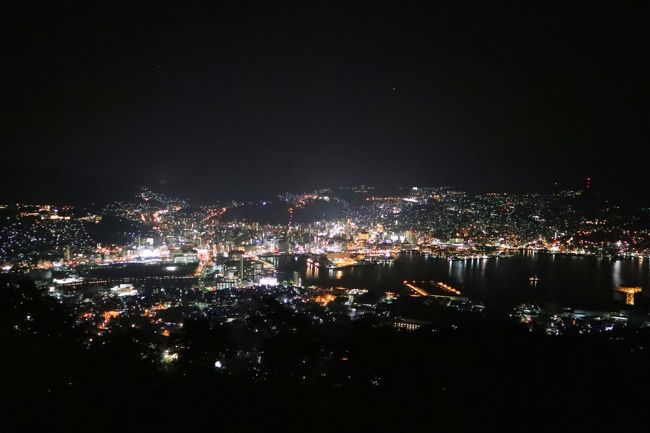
[280,252,650,309]
[612,260,622,288]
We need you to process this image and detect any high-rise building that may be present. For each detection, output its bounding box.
[63,245,72,261]
[292,271,302,287]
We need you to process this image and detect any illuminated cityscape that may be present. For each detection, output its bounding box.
[3,2,648,432]
[3,183,650,431]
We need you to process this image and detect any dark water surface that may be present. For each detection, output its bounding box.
[82,263,198,279]
[279,251,650,310]
[78,254,650,310]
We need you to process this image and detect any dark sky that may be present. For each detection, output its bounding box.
[2,2,648,203]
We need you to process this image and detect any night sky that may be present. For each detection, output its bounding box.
[3,2,648,203]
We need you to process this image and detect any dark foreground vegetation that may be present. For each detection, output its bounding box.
[2,277,649,433]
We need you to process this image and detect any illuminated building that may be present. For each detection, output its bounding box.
[292,271,302,287]
[617,286,642,305]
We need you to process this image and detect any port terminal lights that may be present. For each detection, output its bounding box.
[616,286,642,305]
